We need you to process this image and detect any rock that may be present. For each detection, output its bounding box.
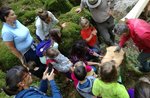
[112,0,138,21]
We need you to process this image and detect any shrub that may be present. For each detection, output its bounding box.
[0,42,20,71]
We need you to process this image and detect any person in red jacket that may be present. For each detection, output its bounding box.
[113,18,150,72]
[80,17,101,53]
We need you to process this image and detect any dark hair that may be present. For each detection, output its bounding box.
[99,61,118,83]
[113,23,129,35]
[74,63,87,81]
[49,28,62,43]
[37,9,48,21]
[27,61,37,72]
[70,40,88,61]
[0,6,12,22]
[134,77,150,98]
[3,66,28,96]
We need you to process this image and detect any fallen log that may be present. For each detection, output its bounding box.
[121,0,149,21]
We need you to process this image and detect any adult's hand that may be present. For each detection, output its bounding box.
[114,45,121,52]
[42,67,49,80]
[75,8,82,13]
[47,69,54,81]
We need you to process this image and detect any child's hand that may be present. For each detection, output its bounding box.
[92,29,97,35]
[61,22,66,28]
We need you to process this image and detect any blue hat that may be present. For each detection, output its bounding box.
[36,40,52,57]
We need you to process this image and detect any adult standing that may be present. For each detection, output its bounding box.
[0,6,46,78]
[35,9,66,42]
[76,0,115,46]
[114,18,150,72]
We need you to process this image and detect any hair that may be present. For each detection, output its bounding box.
[113,23,129,35]
[134,77,150,98]
[3,66,28,96]
[0,6,12,22]
[74,62,87,81]
[36,8,48,21]
[79,17,90,28]
[70,40,88,61]
[46,48,59,58]
[27,61,37,72]
[99,61,118,83]
[49,28,62,43]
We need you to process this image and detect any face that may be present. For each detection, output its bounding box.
[22,72,32,86]
[80,17,89,28]
[5,10,17,23]
[44,16,51,24]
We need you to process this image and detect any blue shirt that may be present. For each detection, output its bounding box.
[15,80,62,98]
[1,20,33,54]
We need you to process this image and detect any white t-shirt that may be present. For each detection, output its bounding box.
[35,11,59,40]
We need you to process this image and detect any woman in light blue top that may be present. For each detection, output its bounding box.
[0,6,46,78]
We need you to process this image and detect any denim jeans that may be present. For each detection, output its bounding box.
[137,52,150,72]
[24,46,46,78]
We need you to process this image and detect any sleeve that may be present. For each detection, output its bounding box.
[116,85,130,98]
[35,17,45,40]
[80,0,87,10]
[49,80,62,98]
[92,79,101,97]
[48,11,59,25]
[77,89,94,98]
[119,34,130,47]
[39,79,48,93]
[142,33,150,49]
[2,31,14,41]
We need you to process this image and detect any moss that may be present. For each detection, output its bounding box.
[0,42,20,71]
[44,0,73,15]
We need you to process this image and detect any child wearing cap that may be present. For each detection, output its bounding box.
[80,17,101,54]
[92,61,129,98]
[73,61,96,98]
[36,40,73,78]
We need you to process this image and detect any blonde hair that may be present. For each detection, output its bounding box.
[80,17,90,27]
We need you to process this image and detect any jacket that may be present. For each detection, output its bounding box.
[119,19,150,53]
[15,80,62,98]
[76,76,96,98]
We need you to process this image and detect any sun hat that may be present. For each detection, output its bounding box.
[36,40,52,57]
[86,0,101,8]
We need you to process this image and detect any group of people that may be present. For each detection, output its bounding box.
[0,0,150,98]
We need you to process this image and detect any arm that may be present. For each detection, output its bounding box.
[49,80,62,98]
[48,11,59,25]
[87,61,101,66]
[119,34,130,47]
[39,79,48,93]
[4,41,22,59]
[76,0,86,13]
[35,19,45,41]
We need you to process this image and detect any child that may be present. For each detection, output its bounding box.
[80,17,100,53]
[74,61,96,98]
[92,61,129,98]
[70,40,102,66]
[71,61,97,87]
[36,39,73,74]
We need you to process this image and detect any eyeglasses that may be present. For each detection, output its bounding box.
[22,72,31,81]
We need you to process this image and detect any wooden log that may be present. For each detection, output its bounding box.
[121,0,149,21]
